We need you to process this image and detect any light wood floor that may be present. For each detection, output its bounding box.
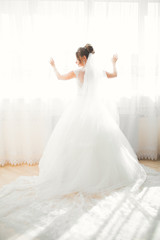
[0,160,160,189]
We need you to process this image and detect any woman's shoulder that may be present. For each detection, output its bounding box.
[73,67,84,78]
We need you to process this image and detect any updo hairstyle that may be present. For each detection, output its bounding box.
[76,44,95,62]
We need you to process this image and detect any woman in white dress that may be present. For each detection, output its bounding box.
[35,44,147,200]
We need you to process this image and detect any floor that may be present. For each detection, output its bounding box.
[0,159,160,189]
[0,159,160,240]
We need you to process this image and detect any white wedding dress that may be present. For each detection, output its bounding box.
[0,54,160,240]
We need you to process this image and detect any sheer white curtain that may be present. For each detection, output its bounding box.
[0,0,159,165]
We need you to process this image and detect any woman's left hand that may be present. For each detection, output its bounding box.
[50,58,55,67]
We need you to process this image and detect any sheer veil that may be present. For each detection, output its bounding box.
[82,53,119,125]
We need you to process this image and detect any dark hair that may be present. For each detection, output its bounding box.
[76,44,95,62]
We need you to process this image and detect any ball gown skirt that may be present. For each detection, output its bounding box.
[35,94,147,200]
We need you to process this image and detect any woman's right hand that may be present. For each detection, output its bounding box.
[112,54,118,64]
[50,58,55,67]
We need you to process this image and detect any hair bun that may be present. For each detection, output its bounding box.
[84,44,95,54]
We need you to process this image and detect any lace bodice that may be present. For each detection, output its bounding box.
[73,67,85,95]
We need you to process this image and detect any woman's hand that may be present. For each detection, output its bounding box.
[112,54,118,64]
[50,57,55,68]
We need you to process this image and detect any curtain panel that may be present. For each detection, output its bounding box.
[0,0,160,165]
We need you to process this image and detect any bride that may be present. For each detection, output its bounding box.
[2,44,159,240]
[34,43,147,200]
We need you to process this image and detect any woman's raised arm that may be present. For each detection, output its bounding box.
[105,54,118,78]
[50,58,76,80]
